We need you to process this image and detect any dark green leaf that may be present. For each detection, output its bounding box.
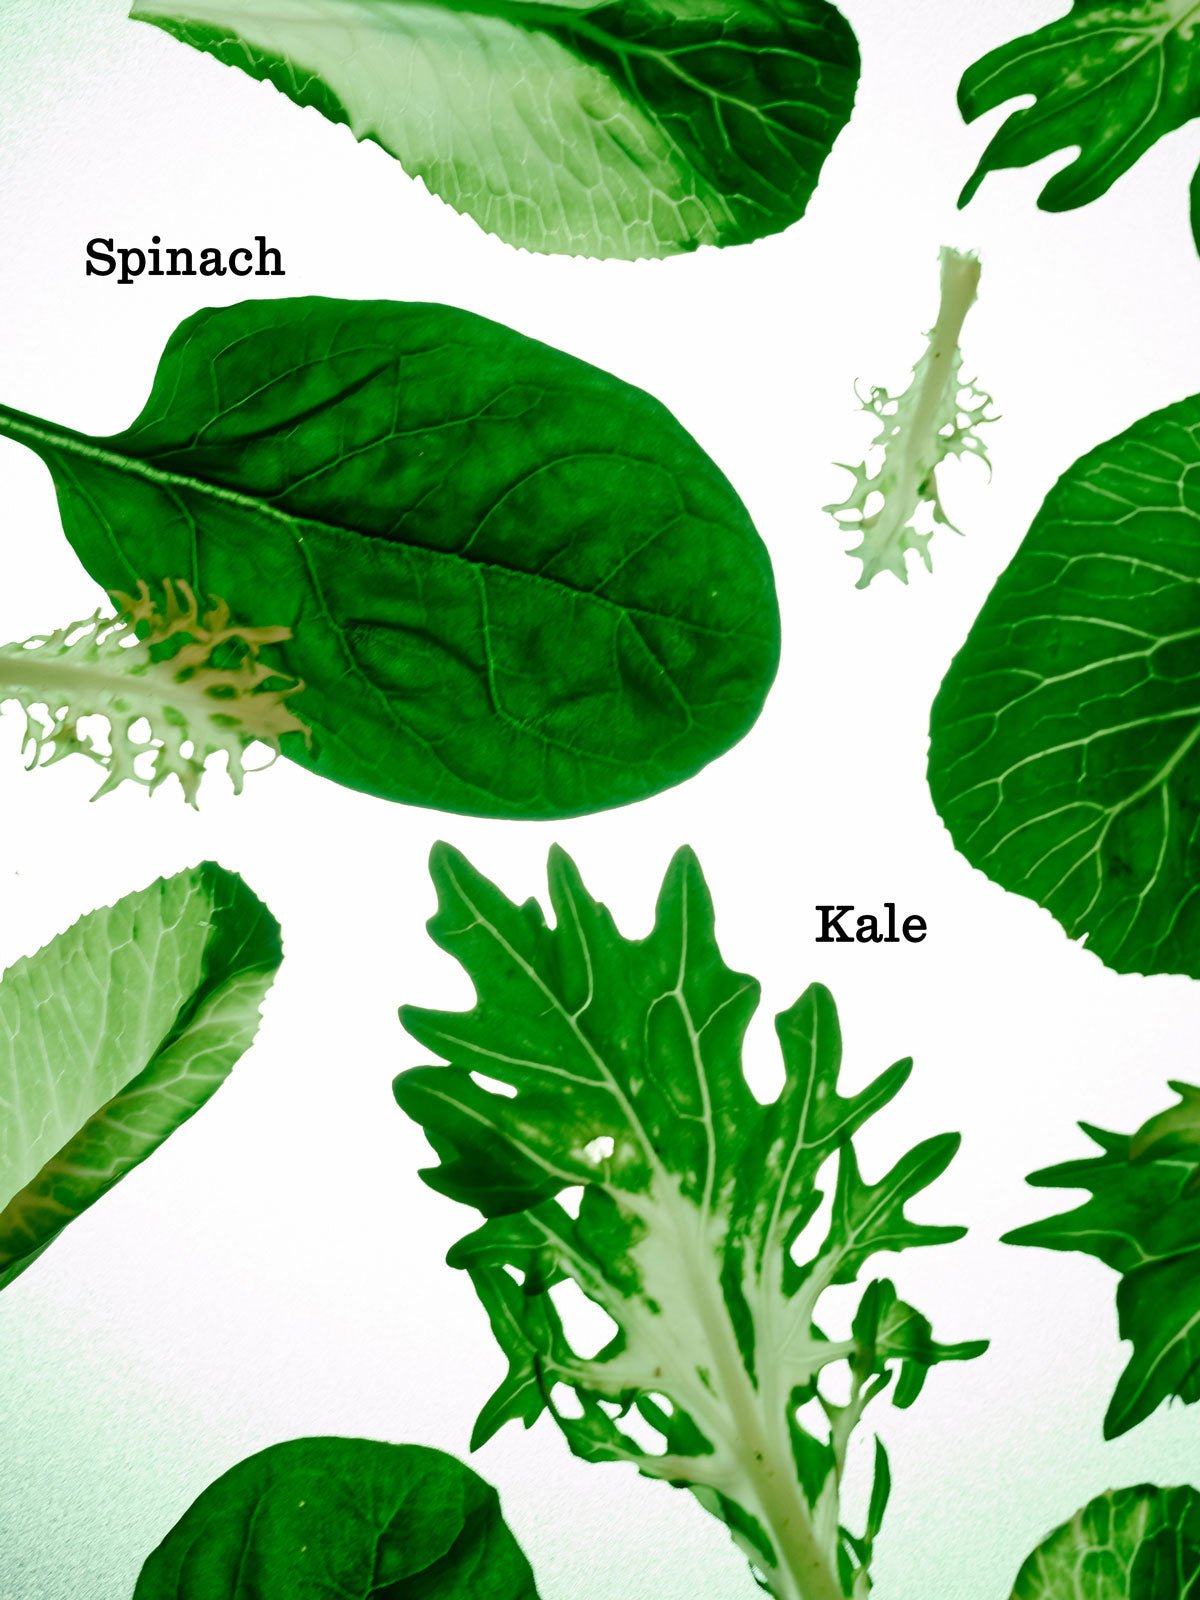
[0,297,778,819]
[1005,1090,1200,1438]
[929,392,1200,977]
[130,0,859,260]
[395,845,981,1600]
[1010,1484,1200,1598]
[0,863,280,1291]
[134,1437,541,1599]
[959,3,1200,249]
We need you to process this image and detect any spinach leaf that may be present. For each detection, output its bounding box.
[395,844,984,1600]
[958,3,1200,253]
[129,0,859,259]
[0,298,778,819]
[1005,1084,1200,1439]
[928,393,1200,978]
[0,863,280,1292]
[1010,1484,1200,1598]
[135,1437,541,1599]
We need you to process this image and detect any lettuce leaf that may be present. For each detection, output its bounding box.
[0,863,281,1291]
[130,0,859,259]
[135,1437,540,1598]
[395,844,984,1600]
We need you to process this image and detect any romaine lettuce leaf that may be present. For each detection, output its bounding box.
[0,863,280,1291]
[129,0,859,259]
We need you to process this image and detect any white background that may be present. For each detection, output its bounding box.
[1,2,1199,1596]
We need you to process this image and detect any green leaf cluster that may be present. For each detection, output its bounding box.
[130,0,859,259]
[395,844,983,1600]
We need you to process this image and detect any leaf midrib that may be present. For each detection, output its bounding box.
[0,403,753,645]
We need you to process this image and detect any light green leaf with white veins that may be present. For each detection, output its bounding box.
[129,0,860,259]
[0,863,281,1291]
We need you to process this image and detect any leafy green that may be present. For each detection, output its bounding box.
[928,392,1200,978]
[826,247,994,589]
[129,0,859,260]
[0,863,281,1291]
[1010,1484,1200,1598]
[1005,1083,1200,1438]
[0,298,778,821]
[0,580,305,804]
[135,1436,541,1599]
[394,845,984,1600]
[959,2,1200,253]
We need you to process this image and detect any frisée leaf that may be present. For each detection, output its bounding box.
[0,863,281,1291]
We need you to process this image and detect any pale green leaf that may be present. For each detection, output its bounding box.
[0,863,281,1290]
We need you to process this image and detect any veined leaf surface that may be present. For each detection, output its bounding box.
[0,864,281,1291]
[130,0,859,259]
[1010,1484,1200,1598]
[0,298,779,819]
[135,1437,541,1599]
[959,2,1200,252]
[1006,1084,1200,1439]
[395,845,983,1600]
[928,393,1200,977]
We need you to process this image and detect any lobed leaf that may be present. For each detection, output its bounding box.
[0,864,280,1291]
[130,0,859,259]
[929,392,1200,977]
[0,298,778,821]
[1005,1088,1200,1439]
[395,845,982,1600]
[134,1436,541,1599]
[959,2,1200,253]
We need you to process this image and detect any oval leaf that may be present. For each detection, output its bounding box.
[929,392,1200,977]
[1011,1484,1200,1598]
[130,0,859,259]
[0,863,281,1291]
[0,297,779,819]
[134,1437,542,1599]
